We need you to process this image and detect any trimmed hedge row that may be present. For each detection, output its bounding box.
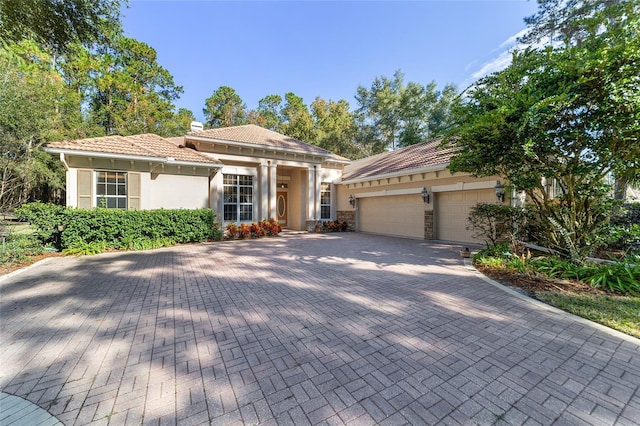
[16,202,222,253]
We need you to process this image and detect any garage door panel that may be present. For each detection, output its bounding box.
[435,189,495,243]
[359,195,423,239]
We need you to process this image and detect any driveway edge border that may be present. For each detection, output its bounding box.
[0,257,56,285]
[464,258,640,345]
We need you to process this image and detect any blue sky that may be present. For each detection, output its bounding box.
[122,1,538,122]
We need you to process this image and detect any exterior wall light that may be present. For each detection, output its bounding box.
[495,180,506,203]
[348,194,355,207]
[421,187,430,203]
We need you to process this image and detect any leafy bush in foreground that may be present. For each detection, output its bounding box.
[475,251,640,296]
[0,233,45,265]
[16,203,222,255]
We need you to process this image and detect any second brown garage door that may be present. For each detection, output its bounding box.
[358,194,424,239]
[435,189,495,243]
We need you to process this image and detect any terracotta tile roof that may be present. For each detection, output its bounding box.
[341,138,458,181]
[46,134,221,165]
[188,124,333,156]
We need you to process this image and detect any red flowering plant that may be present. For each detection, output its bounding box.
[251,222,266,238]
[226,223,239,239]
[240,223,252,239]
[224,219,281,240]
[266,218,282,236]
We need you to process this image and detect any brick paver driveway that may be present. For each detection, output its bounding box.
[1,233,639,425]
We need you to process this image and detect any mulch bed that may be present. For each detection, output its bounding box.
[477,266,608,297]
[0,252,61,277]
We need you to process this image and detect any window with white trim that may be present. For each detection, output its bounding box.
[223,174,253,222]
[320,182,331,219]
[96,171,127,209]
[553,179,565,199]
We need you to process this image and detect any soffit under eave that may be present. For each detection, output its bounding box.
[59,152,220,176]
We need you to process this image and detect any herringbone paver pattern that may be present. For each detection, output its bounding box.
[1,233,639,425]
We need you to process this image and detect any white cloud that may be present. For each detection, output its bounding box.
[497,28,529,49]
[463,28,556,89]
[469,50,513,81]
[462,28,528,89]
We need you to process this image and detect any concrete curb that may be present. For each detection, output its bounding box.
[0,257,56,285]
[0,392,64,425]
[464,257,640,346]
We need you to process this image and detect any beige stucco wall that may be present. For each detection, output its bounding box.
[145,173,210,210]
[336,169,501,208]
[335,168,504,242]
[65,167,210,210]
[58,151,344,228]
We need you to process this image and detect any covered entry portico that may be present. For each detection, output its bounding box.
[184,125,347,230]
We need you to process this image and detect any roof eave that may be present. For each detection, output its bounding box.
[337,162,450,185]
[186,135,333,159]
[166,159,222,169]
[323,157,351,165]
[44,147,221,168]
[44,147,167,163]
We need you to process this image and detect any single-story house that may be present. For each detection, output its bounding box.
[45,125,349,232]
[45,124,504,243]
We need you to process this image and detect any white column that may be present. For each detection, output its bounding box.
[269,162,277,219]
[67,168,76,207]
[330,183,336,220]
[307,167,315,220]
[260,163,268,220]
[210,172,221,212]
[314,166,321,220]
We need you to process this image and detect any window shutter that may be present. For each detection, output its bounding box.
[77,170,93,209]
[128,172,141,210]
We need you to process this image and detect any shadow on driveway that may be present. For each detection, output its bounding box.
[1,233,639,425]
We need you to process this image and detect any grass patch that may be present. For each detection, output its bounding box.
[9,223,33,235]
[536,292,640,338]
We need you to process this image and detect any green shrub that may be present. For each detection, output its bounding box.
[475,249,640,296]
[0,233,44,265]
[63,240,107,256]
[577,262,640,295]
[591,223,640,255]
[476,243,510,258]
[15,201,66,248]
[475,256,504,268]
[529,257,581,279]
[505,256,527,273]
[467,203,530,247]
[17,203,222,253]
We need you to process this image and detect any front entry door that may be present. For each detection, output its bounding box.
[276,191,287,226]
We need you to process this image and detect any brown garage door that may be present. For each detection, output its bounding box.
[435,189,495,243]
[358,194,424,239]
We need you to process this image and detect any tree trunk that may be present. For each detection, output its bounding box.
[614,176,627,200]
